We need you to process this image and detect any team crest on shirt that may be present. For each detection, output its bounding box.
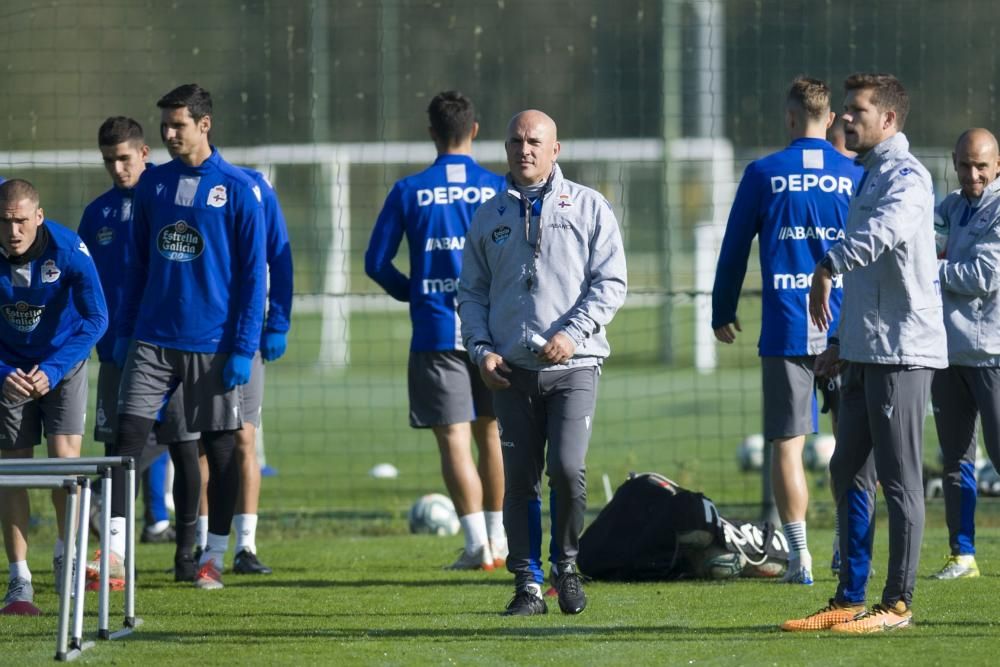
[2,301,44,333]
[556,193,573,209]
[207,185,228,207]
[40,260,61,283]
[96,226,114,246]
[157,221,205,262]
[492,225,511,245]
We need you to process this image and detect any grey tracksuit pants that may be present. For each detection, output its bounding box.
[492,365,598,589]
[931,366,1000,556]
[831,362,932,608]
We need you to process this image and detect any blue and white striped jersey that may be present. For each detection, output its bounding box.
[712,137,863,356]
[365,154,504,352]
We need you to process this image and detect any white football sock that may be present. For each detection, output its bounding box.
[783,521,812,570]
[10,561,31,582]
[109,517,127,556]
[203,533,230,569]
[195,516,209,550]
[233,514,258,554]
[485,511,506,544]
[53,538,65,560]
[459,512,488,552]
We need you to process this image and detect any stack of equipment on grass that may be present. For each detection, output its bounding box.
[578,472,789,581]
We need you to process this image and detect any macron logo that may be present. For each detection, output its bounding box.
[421,278,459,294]
[771,174,853,195]
[773,272,843,290]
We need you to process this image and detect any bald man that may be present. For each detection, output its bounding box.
[929,127,1000,580]
[458,110,627,616]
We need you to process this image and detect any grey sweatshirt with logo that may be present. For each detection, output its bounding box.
[937,177,1000,366]
[457,164,627,371]
[825,132,947,368]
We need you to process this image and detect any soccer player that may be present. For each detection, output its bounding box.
[712,77,862,585]
[108,83,266,590]
[458,109,627,615]
[77,117,180,558]
[0,179,108,614]
[784,73,947,633]
[929,128,1000,580]
[365,91,508,570]
[180,164,292,574]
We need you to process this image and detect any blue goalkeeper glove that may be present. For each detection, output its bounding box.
[261,331,287,362]
[113,337,131,369]
[223,353,254,389]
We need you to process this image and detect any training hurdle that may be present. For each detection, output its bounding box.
[0,456,140,660]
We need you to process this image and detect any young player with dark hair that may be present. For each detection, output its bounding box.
[713,77,862,585]
[104,83,266,590]
[929,128,1000,580]
[366,90,508,570]
[0,179,108,614]
[784,73,946,633]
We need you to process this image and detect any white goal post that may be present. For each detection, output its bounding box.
[0,138,736,368]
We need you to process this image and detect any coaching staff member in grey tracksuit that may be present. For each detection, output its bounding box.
[783,73,947,634]
[929,128,1000,581]
[458,109,627,617]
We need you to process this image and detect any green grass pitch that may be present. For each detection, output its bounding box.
[3,523,1000,664]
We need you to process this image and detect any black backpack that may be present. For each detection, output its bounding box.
[577,472,789,581]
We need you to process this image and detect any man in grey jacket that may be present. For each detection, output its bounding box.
[929,128,1000,581]
[783,73,947,634]
[458,109,627,616]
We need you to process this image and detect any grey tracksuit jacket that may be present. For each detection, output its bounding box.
[937,177,1000,366]
[825,132,948,368]
[457,164,627,370]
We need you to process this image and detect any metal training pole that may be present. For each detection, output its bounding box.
[125,458,136,627]
[55,480,79,662]
[97,467,112,639]
[71,477,94,654]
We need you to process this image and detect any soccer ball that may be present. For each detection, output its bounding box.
[700,544,745,580]
[408,493,460,536]
[804,433,836,471]
[737,434,765,472]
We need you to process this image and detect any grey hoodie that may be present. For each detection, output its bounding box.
[825,132,947,368]
[937,177,1000,366]
[457,164,627,371]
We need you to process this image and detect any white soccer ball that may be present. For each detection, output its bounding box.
[408,493,460,536]
[738,434,765,472]
[701,545,745,580]
[804,433,836,471]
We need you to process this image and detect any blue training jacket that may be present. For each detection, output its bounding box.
[78,181,142,362]
[365,154,504,352]
[241,168,293,339]
[0,221,108,386]
[117,148,266,357]
[712,137,863,356]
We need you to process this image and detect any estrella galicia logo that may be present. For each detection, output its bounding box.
[492,225,511,245]
[2,301,45,333]
[157,221,205,262]
[96,226,114,246]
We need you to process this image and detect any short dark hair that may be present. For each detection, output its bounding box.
[98,116,144,147]
[427,91,476,146]
[844,73,910,130]
[156,83,213,121]
[0,179,40,206]
[787,77,831,120]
